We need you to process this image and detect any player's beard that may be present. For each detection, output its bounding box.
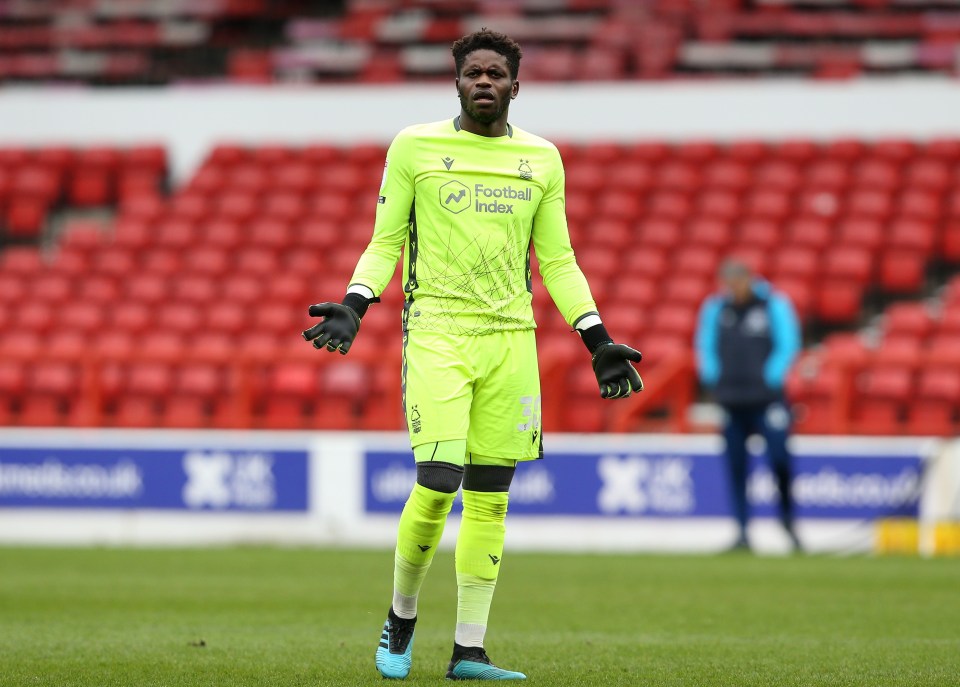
[459,90,509,126]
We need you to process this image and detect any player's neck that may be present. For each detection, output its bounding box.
[458,110,510,138]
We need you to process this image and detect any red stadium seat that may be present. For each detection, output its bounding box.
[32,274,72,302]
[907,368,960,435]
[884,303,934,340]
[650,304,698,339]
[4,199,48,238]
[606,161,654,192]
[248,218,294,249]
[263,192,307,223]
[888,218,936,253]
[111,365,166,428]
[141,248,183,279]
[823,246,872,283]
[153,219,196,249]
[203,218,244,248]
[855,367,913,431]
[785,217,832,250]
[163,363,223,428]
[845,190,894,221]
[816,280,864,324]
[70,302,106,334]
[13,302,54,335]
[185,247,230,277]
[205,304,247,337]
[904,160,951,192]
[637,218,682,251]
[112,303,152,335]
[168,194,209,223]
[112,217,152,249]
[737,218,780,250]
[898,191,941,222]
[21,362,78,427]
[824,139,867,163]
[221,276,263,304]
[753,161,802,193]
[685,218,733,250]
[771,245,817,282]
[805,160,850,191]
[655,161,701,193]
[702,161,751,192]
[590,218,632,248]
[836,218,883,250]
[852,159,899,191]
[673,247,718,277]
[663,276,710,307]
[773,279,814,321]
[646,191,692,221]
[879,250,927,294]
[262,362,322,430]
[68,168,113,206]
[597,191,643,221]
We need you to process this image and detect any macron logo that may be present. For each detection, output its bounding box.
[445,189,466,204]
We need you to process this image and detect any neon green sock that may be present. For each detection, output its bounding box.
[455,489,509,647]
[393,482,457,618]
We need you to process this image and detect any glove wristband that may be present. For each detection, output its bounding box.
[341,292,375,320]
[579,323,613,354]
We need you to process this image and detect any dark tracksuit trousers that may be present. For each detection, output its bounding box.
[722,400,795,542]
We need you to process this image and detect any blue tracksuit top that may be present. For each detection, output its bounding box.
[694,280,801,406]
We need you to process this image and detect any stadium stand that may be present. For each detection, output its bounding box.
[1,135,959,434]
[2,0,960,84]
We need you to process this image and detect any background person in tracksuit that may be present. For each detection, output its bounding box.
[695,259,802,551]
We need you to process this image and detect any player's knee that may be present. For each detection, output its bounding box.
[463,464,515,493]
[462,487,509,522]
[416,461,464,494]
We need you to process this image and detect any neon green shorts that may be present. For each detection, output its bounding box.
[402,328,542,461]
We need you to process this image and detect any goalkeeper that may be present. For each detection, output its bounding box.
[303,28,643,682]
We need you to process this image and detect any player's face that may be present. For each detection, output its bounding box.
[456,50,518,126]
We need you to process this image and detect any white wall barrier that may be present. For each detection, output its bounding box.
[0,429,945,554]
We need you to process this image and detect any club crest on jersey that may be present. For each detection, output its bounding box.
[518,159,533,180]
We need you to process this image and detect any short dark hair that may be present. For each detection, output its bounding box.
[451,28,522,79]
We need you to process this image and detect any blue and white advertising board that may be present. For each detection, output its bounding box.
[0,446,309,512]
[365,447,923,520]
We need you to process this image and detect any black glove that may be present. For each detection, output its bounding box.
[592,342,644,399]
[577,319,644,399]
[302,301,362,354]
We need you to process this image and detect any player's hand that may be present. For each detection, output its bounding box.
[591,343,643,399]
[302,302,361,355]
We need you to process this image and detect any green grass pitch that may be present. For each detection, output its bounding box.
[2,547,958,686]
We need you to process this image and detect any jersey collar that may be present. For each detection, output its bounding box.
[453,115,513,138]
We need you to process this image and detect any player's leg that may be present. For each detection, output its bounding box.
[393,441,466,617]
[444,330,537,681]
[722,406,752,549]
[761,400,801,550]
[376,330,473,680]
[446,455,525,681]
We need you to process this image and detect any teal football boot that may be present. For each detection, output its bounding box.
[445,644,526,681]
[375,608,416,679]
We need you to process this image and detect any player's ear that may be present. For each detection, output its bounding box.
[455,77,460,94]
[511,79,519,99]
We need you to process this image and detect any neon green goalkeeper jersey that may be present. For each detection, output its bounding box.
[349,117,597,335]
